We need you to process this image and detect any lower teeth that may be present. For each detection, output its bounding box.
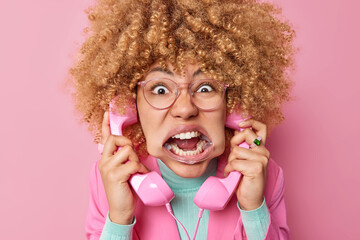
[164,139,211,157]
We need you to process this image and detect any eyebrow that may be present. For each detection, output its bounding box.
[148,67,204,77]
[192,69,203,77]
[148,67,174,76]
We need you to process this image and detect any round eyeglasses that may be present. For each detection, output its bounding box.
[137,78,229,111]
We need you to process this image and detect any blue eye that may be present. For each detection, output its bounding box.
[152,85,169,95]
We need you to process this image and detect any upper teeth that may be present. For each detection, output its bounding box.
[171,131,200,140]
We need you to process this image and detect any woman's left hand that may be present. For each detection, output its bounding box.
[224,119,270,210]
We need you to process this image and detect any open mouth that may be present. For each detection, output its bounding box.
[163,130,213,164]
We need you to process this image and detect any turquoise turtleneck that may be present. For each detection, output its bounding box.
[157,158,217,239]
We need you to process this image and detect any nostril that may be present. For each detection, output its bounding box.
[170,94,199,119]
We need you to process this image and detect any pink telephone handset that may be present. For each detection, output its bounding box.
[193,112,251,210]
[109,101,175,207]
[109,99,250,211]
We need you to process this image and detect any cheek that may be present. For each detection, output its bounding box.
[213,124,226,152]
[141,123,162,157]
[136,92,162,154]
[213,104,227,152]
[136,91,150,138]
[204,108,226,153]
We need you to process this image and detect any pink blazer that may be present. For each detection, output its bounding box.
[85,155,289,239]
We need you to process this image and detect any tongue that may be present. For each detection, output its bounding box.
[172,138,199,150]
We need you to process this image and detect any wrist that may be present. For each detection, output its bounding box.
[109,211,134,225]
[239,197,264,211]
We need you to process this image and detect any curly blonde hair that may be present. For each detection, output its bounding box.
[68,0,295,152]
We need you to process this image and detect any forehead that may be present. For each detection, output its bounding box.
[144,63,207,80]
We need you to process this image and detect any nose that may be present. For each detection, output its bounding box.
[169,89,199,120]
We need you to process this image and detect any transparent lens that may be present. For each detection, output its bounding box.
[143,79,177,109]
[191,79,224,110]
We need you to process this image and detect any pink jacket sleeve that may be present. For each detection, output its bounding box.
[264,165,290,239]
[85,160,108,240]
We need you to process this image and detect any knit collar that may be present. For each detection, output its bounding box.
[157,158,218,192]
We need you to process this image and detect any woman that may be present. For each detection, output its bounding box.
[69,0,295,239]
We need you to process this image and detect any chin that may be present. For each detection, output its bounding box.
[162,157,211,178]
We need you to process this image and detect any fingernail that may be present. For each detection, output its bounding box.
[238,121,246,126]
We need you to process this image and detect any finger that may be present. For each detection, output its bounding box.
[101,111,111,145]
[230,135,270,160]
[101,145,140,172]
[231,128,260,148]
[224,159,266,179]
[108,162,150,183]
[103,135,133,158]
[121,161,150,180]
[109,145,140,167]
[228,146,269,166]
[238,119,267,145]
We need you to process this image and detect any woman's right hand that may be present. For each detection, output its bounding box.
[98,111,149,225]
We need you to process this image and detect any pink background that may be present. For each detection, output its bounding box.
[0,0,359,239]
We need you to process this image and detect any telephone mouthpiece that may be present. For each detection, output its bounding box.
[193,171,241,210]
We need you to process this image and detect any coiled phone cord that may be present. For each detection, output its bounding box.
[165,203,204,240]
